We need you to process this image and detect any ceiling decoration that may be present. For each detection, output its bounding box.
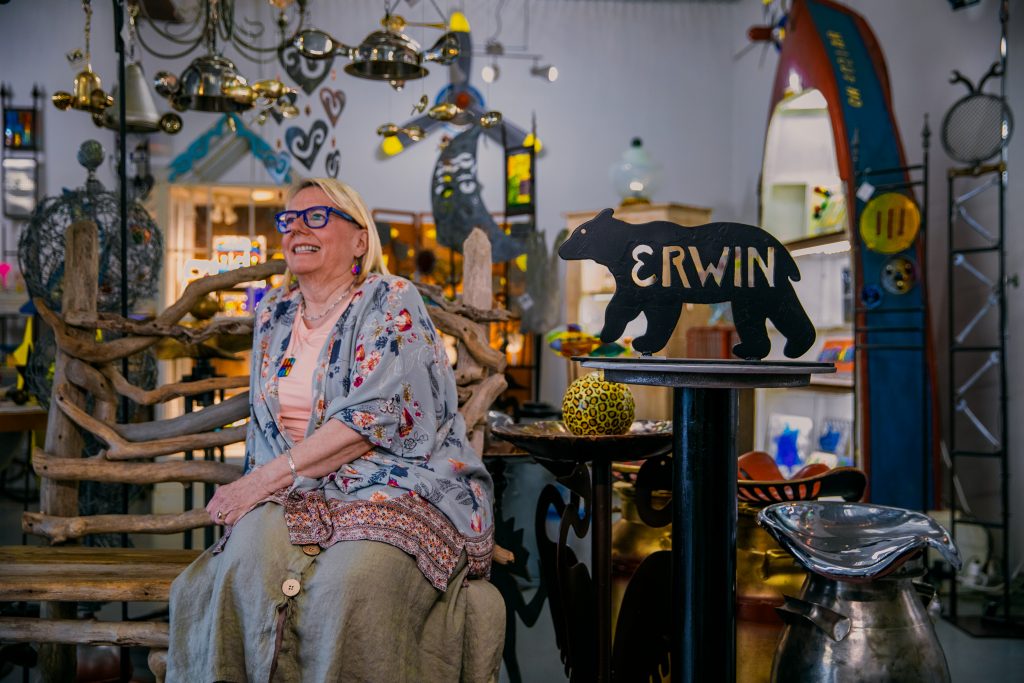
[294,6,461,91]
[138,0,301,119]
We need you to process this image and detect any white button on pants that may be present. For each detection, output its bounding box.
[281,579,301,597]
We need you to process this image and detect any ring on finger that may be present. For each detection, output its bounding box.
[216,511,224,520]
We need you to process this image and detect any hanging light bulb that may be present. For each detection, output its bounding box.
[481,62,499,84]
[529,61,558,83]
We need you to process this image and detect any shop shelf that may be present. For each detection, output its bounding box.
[808,375,854,390]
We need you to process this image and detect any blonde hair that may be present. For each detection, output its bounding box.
[286,177,389,283]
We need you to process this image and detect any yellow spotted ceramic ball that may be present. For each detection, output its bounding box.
[562,373,635,436]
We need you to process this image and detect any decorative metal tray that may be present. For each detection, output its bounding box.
[490,420,672,463]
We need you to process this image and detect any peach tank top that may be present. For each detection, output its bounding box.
[278,304,346,443]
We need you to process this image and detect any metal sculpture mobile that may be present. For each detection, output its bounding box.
[384,12,534,263]
[430,126,526,263]
[378,12,535,157]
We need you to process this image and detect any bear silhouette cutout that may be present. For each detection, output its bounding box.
[558,208,815,359]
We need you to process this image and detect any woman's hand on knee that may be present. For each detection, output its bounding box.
[206,474,272,526]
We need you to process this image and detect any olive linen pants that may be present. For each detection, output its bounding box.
[167,503,502,682]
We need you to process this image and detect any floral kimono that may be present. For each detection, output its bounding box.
[243,273,494,589]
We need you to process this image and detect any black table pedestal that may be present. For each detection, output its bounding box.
[579,358,835,683]
[674,386,737,683]
[490,421,675,683]
[593,458,613,682]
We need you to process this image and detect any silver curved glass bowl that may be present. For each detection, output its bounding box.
[757,501,962,581]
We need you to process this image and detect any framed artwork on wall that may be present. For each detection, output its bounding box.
[2,157,38,219]
[4,108,38,151]
[505,146,534,216]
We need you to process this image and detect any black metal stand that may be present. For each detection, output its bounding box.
[482,454,550,683]
[492,419,676,682]
[592,458,613,679]
[943,0,1022,639]
[580,357,833,682]
[945,160,1023,637]
[674,386,737,683]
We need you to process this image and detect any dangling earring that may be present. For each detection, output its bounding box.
[351,259,361,276]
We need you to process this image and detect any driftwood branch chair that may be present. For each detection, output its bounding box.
[0,222,507,681]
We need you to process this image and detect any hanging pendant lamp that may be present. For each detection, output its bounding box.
[155,54,252,113]
[152,0,294,116]
[52,1,114,118]
[101,62,183,134]
[295,13,459,90]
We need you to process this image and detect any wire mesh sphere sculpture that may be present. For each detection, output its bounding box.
[18,140,163,313]
[941,65,1014,166]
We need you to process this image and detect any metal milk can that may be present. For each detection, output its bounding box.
[772,562,949,682]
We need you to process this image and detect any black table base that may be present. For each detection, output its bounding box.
[675,386,737,683]
[581,357,834,683]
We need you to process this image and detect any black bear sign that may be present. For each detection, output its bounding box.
[558,208,815,360]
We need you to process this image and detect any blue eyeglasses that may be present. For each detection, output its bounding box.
[274,206,362,234]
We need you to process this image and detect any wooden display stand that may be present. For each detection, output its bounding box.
[564,202,712,421]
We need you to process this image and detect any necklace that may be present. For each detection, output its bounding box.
[302,280,355,323]
[280,281,355,379]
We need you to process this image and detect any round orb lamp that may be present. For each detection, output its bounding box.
[610,137,661,206]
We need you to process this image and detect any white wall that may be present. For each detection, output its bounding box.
[1,0,1020,562]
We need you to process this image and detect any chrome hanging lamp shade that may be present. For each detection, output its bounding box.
[295,13,459,88]
[154,54,294,117]
[101,62,183,134]
[345,28,427,81]
[156,53,253,113]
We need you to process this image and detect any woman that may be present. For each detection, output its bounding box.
[167,178,496,682]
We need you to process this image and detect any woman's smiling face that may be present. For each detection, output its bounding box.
[281,186,367,283]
